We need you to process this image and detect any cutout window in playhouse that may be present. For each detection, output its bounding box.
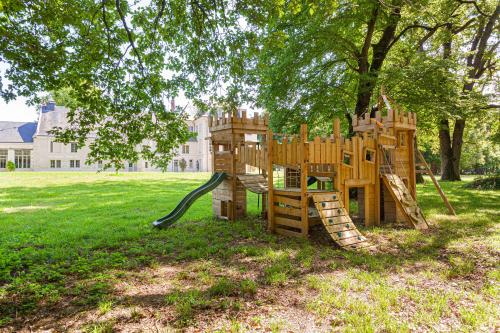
[364,148,376,164]
[342,151,353,168]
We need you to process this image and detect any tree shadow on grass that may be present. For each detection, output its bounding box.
[0,179,498,330]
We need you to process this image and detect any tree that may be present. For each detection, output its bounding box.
[0,0,232,170]
[379,0,499,180]
[179,158,187,172]
[6,161,15,172]
[439,4,499,180]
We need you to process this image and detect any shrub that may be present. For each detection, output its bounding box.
[179,158,187,172]
[465,175,499,190]
[6,161,15,172]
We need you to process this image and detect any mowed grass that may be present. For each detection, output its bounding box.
[0,172,498,332]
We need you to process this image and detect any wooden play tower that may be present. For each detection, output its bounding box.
[207,96,454,250]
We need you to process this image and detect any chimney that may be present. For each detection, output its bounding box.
[170,98,175,112]
[48,100,56,111]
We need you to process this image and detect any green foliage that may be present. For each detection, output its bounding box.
[6,161,15,172]
[179,158,187,172]
[465,175,499,190]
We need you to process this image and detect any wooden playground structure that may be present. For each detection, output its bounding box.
[207,96,454,250]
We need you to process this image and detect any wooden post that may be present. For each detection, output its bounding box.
[333,118,342,192]
[267,130,275,232]
[300,124,309,237]
[231,132,237,220]
[333,118,341,140]
[374,120,381,225]
[408,130,417,199]
[364,184,371,226]
[416,149,456,215]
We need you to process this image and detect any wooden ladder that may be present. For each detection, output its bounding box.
[311,192,372,251]
[382,174,429,230]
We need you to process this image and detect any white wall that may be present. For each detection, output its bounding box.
[32,136,99,171]
[0,142,34,171]
[168,115,212,172]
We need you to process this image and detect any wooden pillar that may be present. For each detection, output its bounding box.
[333,118,342,192]
[364,184,370,225]
[408,130,417,199]
[267,131,275,232]
[374,117,381,225]
[231,131,237,220]
[300,124,309,237]
[344,186,350,216]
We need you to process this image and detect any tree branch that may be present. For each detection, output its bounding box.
[456,0,493,17]
[115,0,145,72]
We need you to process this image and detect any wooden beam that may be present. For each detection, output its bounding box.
[416,149,456,215]
[300,124,309,238]
[267,130,275,232]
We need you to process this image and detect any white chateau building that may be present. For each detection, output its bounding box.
[0,102,213,172]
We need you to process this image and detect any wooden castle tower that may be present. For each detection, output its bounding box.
[207,96,454,250]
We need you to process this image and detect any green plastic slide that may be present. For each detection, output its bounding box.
[153,172,227,228]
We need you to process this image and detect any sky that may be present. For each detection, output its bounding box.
[0,96,39,122]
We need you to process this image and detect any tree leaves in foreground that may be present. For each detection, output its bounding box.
[1,1,498,174]
[0,0,236,169]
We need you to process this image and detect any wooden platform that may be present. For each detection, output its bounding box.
[237,174,268,193]
[382,174,428,230]
[311,192,373,251]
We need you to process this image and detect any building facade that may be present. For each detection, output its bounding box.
[0,102,212,172]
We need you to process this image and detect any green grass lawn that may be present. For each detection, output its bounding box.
[0,172,498,332]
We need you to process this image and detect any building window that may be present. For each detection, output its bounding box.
[189,159,193,168]
[182,145,189,154]
[71,143,78,153]
[50,141,54,153]
[70,160,80,168]
[0,150,7,168]
[15,150,31,168]
[145,162,148,169]
[50,160,61,168]
[98,161,103,169]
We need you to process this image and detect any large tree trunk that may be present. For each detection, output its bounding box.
[439,119,458,180]
[353,2,401,117]
[439,5,499,181]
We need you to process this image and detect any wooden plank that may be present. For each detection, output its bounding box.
[276,227,303,237]
[337,235,368,247]
[275,216,302,229]
[273,188,301,196]
[321,211,350,220]
[324,223,358,233]
[274,205,301,217]
[316,201,343,210]
[274,195,301,208]
[311,192,340,202]
[320,211,352,225]
[328,229,362,241]
[314,136,321,163]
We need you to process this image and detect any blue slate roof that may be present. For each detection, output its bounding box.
[0,121,37,143]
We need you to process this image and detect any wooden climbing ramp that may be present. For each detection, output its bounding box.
[312,192,372,251]
[382,174,429,230]
[237,174,268,193]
